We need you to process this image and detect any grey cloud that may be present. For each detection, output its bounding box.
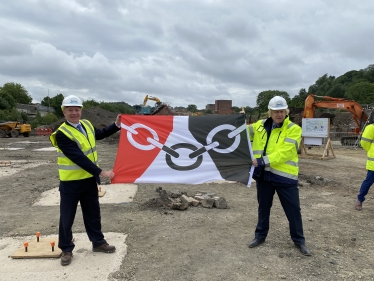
[1,0,374,109]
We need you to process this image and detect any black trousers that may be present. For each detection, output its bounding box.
[58,186,106,252]
[254,179,305,245]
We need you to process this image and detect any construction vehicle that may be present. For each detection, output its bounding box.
[0,121,32,138]
[136,95,182,116]
[132,95,163,115]
[143,95,161,106]
[303,94,373,145]
[133,104,152,115]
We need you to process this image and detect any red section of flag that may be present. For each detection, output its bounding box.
[112,115,174,183]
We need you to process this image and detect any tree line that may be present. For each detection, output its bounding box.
[185,64,374,116]
[0,83,134,127]
[1,64,373,126]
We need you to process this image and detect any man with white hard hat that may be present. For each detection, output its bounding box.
[50,95,121,266]
[246,96,311,256]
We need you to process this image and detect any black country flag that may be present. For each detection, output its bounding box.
[112,114,253,186]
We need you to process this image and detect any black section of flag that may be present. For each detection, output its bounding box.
[188,114,252,185]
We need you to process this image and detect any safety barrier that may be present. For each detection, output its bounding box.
[36,128,52,136]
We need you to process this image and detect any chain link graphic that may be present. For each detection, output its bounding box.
[121,122,247,170]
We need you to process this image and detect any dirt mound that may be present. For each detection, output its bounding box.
[50,107,119,131]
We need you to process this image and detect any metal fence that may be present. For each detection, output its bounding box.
[303,131,361,148]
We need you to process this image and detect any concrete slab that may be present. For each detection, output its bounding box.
[0,160,50,179]
[0,232,127,281]
[33,184,138,206]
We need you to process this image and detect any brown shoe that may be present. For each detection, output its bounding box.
[61,252,73,266]
[93,243,116,253]
[355,200,362,211]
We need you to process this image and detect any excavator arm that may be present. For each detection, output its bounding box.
[303,94,368,133]
[143,95,161,106]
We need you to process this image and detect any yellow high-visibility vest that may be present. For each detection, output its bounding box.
[50,120,98,181]
[248,116,301,180]
[360,124,374,171]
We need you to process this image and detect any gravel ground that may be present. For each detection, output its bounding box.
[1,135,374,281]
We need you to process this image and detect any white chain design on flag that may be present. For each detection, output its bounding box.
[121,123,159,151]
[121,121,247,170]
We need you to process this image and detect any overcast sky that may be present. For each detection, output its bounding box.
[1,0,373,109]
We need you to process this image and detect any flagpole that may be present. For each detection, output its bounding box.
[244,121,255,188]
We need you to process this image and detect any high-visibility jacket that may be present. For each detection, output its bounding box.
[50,120,99,181]
[360,124,374,171]
[248,116,301,182]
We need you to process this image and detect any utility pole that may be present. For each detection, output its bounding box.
[48,89,50,112]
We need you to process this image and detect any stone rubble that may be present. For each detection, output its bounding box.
[155,187,228,211]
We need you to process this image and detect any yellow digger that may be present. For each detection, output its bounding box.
[143,95,162,106]
[0,121,31,138]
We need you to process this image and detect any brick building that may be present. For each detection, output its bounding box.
[205,104,215,112]
[215,100,232,114]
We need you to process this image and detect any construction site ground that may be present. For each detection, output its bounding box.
[1,132,374,280]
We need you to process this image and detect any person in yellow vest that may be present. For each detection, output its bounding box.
[355,124,374,210]
[246,96,311,256]
[50,95,121,266]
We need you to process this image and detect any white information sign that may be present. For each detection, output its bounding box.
[302,118,329,138]
[304,137,323,145]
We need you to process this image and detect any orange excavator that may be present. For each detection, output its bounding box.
[303,94,373,145]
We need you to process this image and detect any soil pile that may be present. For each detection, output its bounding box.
[49,107,119,131]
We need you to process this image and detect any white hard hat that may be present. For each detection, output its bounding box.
[268,96,288,110]
[61,95,83,109]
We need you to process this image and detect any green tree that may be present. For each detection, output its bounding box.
[41,93,64,117]
[345,82,374,104]
[21,112,29,122]
[289,88,309,108]
[83,99,100,109]
[99,102,116,112]
[0,108,21,121]
[1,82,32,104]
[243,106,252,115]
[29,111,58,129]
[243,107,261,122]
[326,84,345,98]
[42,112,58,123]
[187,104,198,113]
[256,90,290,112]
[0,91,16,110]
[363,64,374,83]
[334,70,365,87]
[232,106,240,113]
[205,109,212,114]
[96,101,134,114]
[308,74,336,96]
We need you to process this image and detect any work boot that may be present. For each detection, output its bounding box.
[355,200,362,211]
[295,244,312,256]
[248,238,265,248]
[93,243,116,253]
[61,252,73,266]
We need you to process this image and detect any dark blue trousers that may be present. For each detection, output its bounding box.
[358,170,374,202]
[254,179,305,245]
[58,187,106,252]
